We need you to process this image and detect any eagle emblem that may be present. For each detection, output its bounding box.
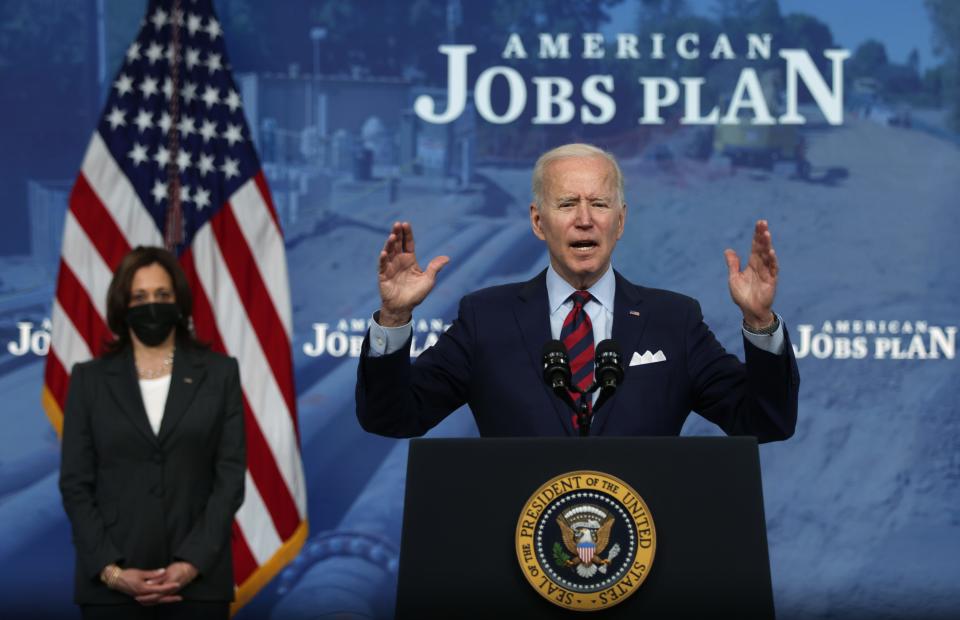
[555,504,622,578]
[516,471,657,610]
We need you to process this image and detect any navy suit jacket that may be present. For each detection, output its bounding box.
[356,269,799,441]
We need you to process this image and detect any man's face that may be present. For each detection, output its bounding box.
[530,155,626,290]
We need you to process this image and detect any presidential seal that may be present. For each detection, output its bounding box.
[515,471,656,611]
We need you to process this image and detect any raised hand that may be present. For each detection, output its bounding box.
[378,221,449,326]
[724,220,778,330]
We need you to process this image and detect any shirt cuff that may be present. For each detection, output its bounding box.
[741,314,785,355]
[368,312,413,357]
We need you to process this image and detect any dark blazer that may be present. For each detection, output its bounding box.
[357,269,799,440]
[59,344,245,604]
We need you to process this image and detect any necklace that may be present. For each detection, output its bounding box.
[136,348,174,379]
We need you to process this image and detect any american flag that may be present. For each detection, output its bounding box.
[41,0,307,610]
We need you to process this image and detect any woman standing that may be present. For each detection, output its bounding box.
[59,246,245,619]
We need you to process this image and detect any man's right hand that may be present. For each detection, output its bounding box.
[378,221,449,326]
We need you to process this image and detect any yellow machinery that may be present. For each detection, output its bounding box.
[713,122,807,173]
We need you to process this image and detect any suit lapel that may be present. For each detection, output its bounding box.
[591,271,649,435]
[104,348,159,447]
[514,270,575,436]
[157,346,206,443]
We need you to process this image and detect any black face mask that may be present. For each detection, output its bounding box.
[126,303,181,347]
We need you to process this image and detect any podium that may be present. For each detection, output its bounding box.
[396,437,775,618]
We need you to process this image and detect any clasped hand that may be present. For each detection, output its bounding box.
[107,561,198,606]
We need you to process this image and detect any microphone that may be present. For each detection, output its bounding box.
[594,339,624,391]
[541,340,572,390]
[542,340,585,433]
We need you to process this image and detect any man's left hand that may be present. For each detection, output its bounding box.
[724,220,778,330]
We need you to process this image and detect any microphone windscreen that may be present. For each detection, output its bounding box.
[542,339,567,358]
[542,339,571,387]
[595,339,622,359]
[595,339,624,387]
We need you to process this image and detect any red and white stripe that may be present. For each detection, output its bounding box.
[44,131,306,601]
[578,543,595,564]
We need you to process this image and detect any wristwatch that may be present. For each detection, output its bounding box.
[743,313,780,336]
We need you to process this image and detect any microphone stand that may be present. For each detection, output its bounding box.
[551,382,614,438]
[544,339,623,437]
[577,395,591,437]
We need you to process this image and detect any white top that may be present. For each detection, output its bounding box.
[139,374,172,435]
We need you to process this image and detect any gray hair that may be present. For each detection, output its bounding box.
[531,143,625,210]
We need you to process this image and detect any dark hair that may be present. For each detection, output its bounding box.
[103,246,205,354]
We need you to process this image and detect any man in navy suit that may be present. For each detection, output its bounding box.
[356,143,798,440]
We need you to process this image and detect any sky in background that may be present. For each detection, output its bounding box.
[606,0,939,69]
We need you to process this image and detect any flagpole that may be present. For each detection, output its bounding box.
[165,0,185,251]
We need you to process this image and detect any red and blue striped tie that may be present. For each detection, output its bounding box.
[560,290,595,426]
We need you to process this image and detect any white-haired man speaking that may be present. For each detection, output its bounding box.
[356,143,799,440]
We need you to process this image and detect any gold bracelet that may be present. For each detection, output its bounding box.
[107,565,121,589]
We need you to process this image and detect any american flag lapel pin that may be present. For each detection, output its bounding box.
[629,310,641,317]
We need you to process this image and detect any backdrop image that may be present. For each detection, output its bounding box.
[0,1,957,618]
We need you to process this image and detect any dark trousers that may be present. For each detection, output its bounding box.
[80,601,229,620]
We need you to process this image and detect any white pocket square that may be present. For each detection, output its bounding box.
[630,350,667,366]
